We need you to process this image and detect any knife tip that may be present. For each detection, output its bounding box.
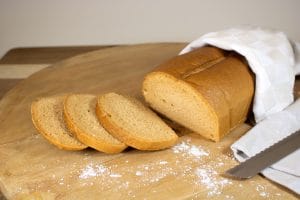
[223,168,252,180]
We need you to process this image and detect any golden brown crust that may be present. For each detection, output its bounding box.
[63,94,127,154]
[31,98,87,151]
[155,46,227,78]
[143,46,254,142]
[95,95,178,151]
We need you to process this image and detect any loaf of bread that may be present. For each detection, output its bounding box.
[31,96,87,150]
[96,92,178,150]
[63,94,127,153]
[142,46,254,142]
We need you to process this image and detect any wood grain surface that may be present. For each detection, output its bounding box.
[0,46,116,64]
[0,46,115,100]
[0,44,299,199]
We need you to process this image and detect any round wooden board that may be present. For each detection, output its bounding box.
[0,44,298,199]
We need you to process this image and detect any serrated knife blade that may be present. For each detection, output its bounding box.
[225,130,300,179]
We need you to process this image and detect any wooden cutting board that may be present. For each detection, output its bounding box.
[0,44,298,200]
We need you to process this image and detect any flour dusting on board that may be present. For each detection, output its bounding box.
[195,167,233,196]
[41,137,287,199]
[74,139,218,195]
[172,140,209,157]
[79,163,108,179]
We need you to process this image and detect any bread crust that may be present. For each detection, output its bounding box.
[31,98,87,151]
[96,94,178,151]
[63,94,127,154]
[142,46,254,141]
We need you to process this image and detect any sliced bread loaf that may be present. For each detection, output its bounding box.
[31,96,87,150]
[142,46,254,142]
[63,94,127,153]
[96,92,178,150]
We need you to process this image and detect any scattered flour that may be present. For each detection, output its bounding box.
[190,145,209,157]
[256,184,270,198]
[110,174,122,178]
[76,142,254,199]
[159,160,168,165]
[195,167,233,197]
[225,195,235,199]
[79,163,108,179]
[58,177,64,185]
[172,140,209,158]
[47,138,282,199]
[135,171,143,176]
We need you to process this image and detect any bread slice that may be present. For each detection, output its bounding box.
[63,94,127,153]
[31,96,87,150]
[142,46,254,142]
[96,92,178,150]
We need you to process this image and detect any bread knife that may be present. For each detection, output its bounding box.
[225,130,300,179]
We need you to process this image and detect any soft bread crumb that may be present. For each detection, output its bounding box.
[143,72,219,140]
[96,92,178,150]
[31,95,87,150]
[63,94,127,154]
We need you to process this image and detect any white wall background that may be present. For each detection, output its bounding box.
[0,0,299,58]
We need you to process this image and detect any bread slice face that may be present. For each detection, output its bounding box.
[142,46,254,142]
[143,72,220,141]
[31,96,87,150]
[63,94,127,153]
[96,92,178,150]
